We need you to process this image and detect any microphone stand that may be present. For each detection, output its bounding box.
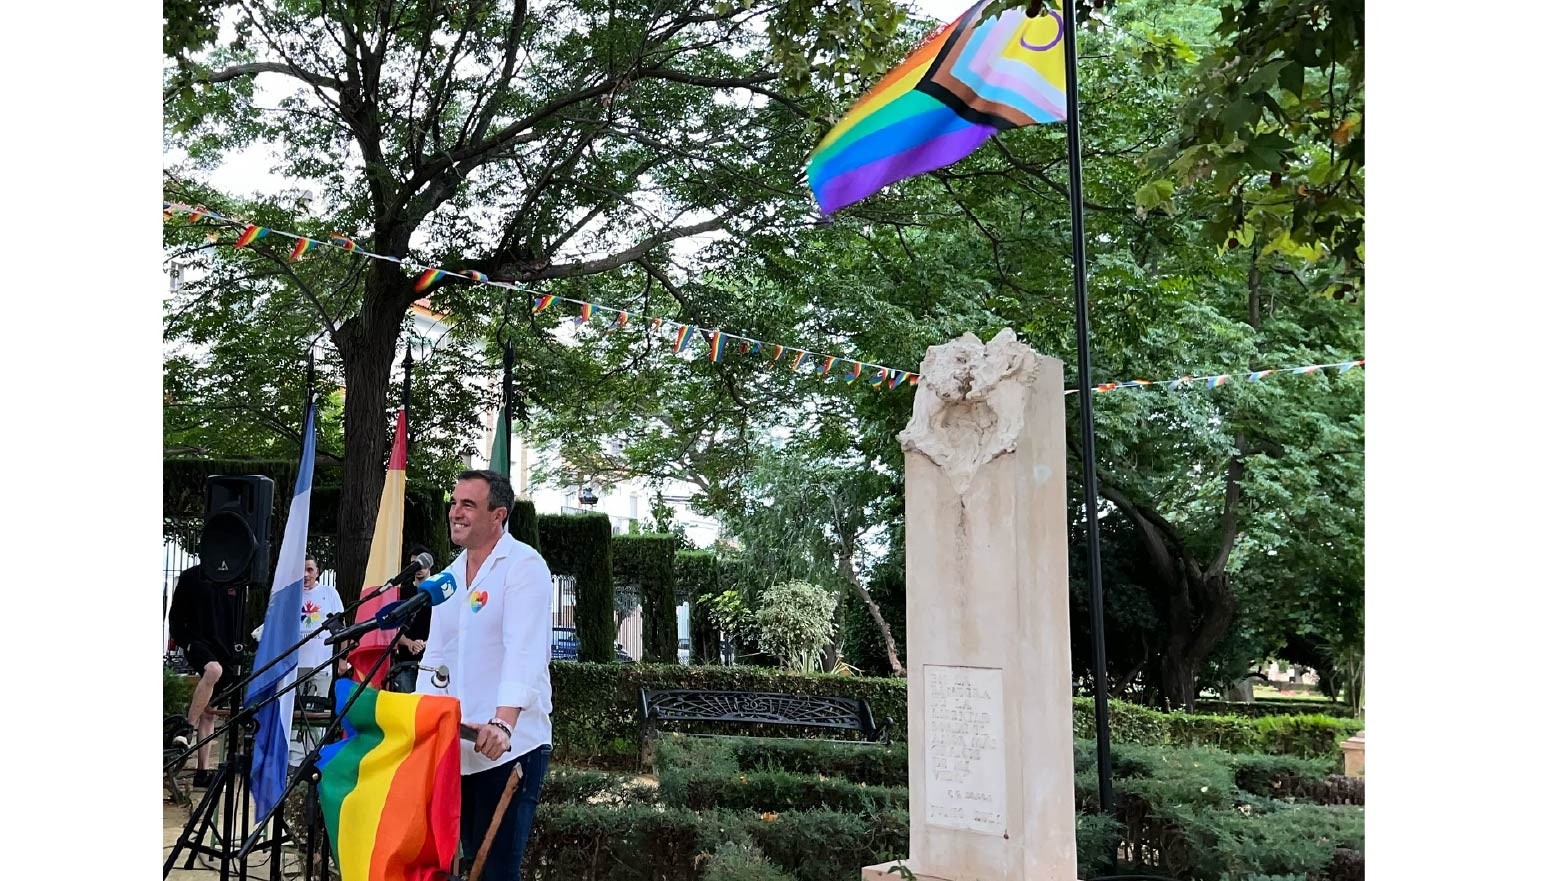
[164,634,360,880]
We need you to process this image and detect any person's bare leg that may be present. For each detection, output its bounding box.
[187,661,222,770]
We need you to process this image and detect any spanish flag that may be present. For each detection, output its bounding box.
[348,409,408,686]
[318,681,461,881]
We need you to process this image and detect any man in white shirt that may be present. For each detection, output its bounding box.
[291,556,344,766]
[418,470,553,881]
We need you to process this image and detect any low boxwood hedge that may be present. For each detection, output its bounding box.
[551,662,1365,766]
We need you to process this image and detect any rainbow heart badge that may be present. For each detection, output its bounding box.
[469,590,489,613]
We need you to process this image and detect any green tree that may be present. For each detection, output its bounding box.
[164,0,913,596]
[752,580,838,674]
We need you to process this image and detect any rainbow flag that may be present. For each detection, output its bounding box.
[578,302,594,323]
[770,345,784,362]
[610,310,629,330]
[289,238,312,262]
[674,324,696,353]
[821,356,837,375]
[330,233,358,251]
[317,681,461,881]
[462,269,488,282]
[791,351,809,371]
[234,225,269,248]
[806,1,1068,214]
[844,362,863,383]
[708,330,727,362]
[413,269,445,293]
[533,294,555,313]
[348,409,409,687]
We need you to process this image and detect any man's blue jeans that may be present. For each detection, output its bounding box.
[461,744,551,881]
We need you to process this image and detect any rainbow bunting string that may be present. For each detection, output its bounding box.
[161,203,1361,403]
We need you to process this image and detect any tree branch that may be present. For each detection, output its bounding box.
[521,212,741,281]
[164,62,343,100]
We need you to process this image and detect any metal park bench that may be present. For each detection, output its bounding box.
[638,688,892,766]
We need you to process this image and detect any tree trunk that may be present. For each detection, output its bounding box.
[332,270,413,603]
[837,551,904,677]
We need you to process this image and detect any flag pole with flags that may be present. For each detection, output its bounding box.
[244,398,318,819]
[805,0,1115,814]
[347,355,412,687]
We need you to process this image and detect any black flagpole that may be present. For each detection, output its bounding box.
[502,340,514,474]
[401,347,414,456]
[1060,1,1115,815]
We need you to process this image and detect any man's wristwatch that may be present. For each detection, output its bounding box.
[488,718,512,739]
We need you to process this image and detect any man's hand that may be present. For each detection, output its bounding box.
[406,639,426,654]
[472,723,510,760]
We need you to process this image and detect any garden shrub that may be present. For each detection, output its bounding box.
[660,767,907,814]
[525,802,705,881]
[612,534,679,663]
[1254,715,1363,759]
[539,766,658,807]
[743,808,909,881]
[164,665,195,718]
[701,842,798,881]
[1073,696,1169,745]
[1168,711,1263,752]
[540,514,615,663]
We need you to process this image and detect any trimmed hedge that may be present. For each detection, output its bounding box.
[508,498,541,552]
[524,803,908,881]
[660,767,907,814]
[550,663,1362,766]
[613,534,678,663]
[1196,697,1357,718]
[677,550,722,664]
[550,663,908,767]
[540,514,616,663]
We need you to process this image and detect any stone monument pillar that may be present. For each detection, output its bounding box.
[862,330,1077,881]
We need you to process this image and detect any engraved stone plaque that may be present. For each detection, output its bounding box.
[923,665,1008,836]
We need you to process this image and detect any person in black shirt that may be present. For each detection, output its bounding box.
[389,547,433,693]
[167,565,241,787]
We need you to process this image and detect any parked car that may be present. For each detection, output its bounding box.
[551,626,633,663]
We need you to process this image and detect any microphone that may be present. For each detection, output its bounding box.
[385,552,434,590]
[390,662,451,689]
[325,571,459,645]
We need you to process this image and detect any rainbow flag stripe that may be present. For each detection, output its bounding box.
[674,325,696,353]
[1206,374,1230,389]
[1247,370,1273,382]
[578,303,593,323]
[234,225,269,248]
[821,356,837,374]
[844,363,863,383]
[413,269,444,293]
[330,233,358,251]
[317,681,461,881]
[870,367,888,386]
[289,238,312,262]
[791,351,809,371]
[611,311,629,329]
[909,372,920,386]
[188,205,208,223]
[806,2,1067,214]
[770,345,784,362]
[534,294,555,313]
[463,270,488,282]
[708,331,728,362]
[1169,376,1194,391]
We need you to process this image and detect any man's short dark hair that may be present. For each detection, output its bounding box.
[457,469,515,523]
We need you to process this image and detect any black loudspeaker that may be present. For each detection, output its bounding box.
[199,475,275,585]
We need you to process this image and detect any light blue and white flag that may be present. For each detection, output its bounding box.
[245,402,317,817]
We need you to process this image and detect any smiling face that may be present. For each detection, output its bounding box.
[449,477,507,551]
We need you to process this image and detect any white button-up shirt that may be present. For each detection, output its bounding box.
[417,531,553,774]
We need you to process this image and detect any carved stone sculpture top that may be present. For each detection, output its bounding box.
[897,329,1042,495]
